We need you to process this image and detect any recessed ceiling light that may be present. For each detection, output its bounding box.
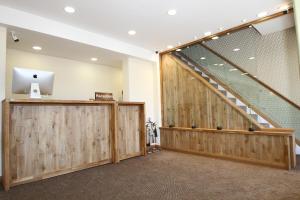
[226,32,230,35]
[176,49,182,52]
[212,36,219,40]
[167,45,173,49]
[241,72,249,76]
[91,57,98,61]
[200,57,206,60]
[229,68,238,72]
[279,5,289,11]
[219,64,224,66]
[233,48,240,52]
[249,25,253,28]
[32,46,42,51]
[64,6,75,13]
[257,11,268,18]
[248,56,255,60]
[128,30,136,35]
[242,19,247,23]
[168,9,177,16]
[214,64,218,66]
[204,32,212,36]
[219,27,224,31]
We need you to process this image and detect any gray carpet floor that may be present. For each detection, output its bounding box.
[0,151,299,200]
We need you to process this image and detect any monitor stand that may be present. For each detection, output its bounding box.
[30,83,41,99]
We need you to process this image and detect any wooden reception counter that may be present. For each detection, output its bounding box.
[2,99,146,190]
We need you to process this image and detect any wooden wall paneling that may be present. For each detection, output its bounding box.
[160,127,294,169]
[160,54,261,130]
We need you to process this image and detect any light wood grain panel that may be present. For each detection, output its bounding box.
[161,54,259,130]
[160,127,294,169]
[9,104,113,185]
[117,104,146,161]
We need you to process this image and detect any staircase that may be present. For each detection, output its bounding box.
[171,43,300,154]
[173,51,274,129]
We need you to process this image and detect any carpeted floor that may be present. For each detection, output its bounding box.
[0,151,300,200]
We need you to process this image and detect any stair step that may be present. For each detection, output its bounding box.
[219,90,227,96]
[250,114,258,120]
[260,123,270,128]
[203,77,210,81]
[211,83,218,89]
[228,98,237,104]
[239,106,247,112]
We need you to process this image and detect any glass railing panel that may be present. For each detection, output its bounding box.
[180,44,300,138]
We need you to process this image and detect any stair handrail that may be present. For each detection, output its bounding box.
[201,43,300,111]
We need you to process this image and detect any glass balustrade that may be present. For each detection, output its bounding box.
[177,44,300,139]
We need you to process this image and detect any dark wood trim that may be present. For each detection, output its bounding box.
[173,52,281,128]
[201,44,300,110]
[159,127,294,136]
[160,8,293,55]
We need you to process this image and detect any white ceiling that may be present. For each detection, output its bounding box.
[7,26,126,68]
[0,0,292,52]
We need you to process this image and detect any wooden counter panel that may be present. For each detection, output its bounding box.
[160,128,295,169]
[9,104,112,184]
[117,104,146,161]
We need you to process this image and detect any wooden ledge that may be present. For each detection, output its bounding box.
[160,127,294,136]
[4,99,116,105]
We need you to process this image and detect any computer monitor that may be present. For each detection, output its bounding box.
[12,67,55,98]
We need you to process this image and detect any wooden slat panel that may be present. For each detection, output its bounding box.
[160,54,259,130]
[9,104,113,185]
[160,128,293,169]
[117,104,145,161]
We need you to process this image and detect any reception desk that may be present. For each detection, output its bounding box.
[2,99,146,190]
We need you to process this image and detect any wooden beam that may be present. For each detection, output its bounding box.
[160,8,293,55]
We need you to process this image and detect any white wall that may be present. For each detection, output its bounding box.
[122,57,160,123]
[6,49,123,100]
[0,26,6,177]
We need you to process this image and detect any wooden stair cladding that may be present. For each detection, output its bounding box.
[160,53,261,130]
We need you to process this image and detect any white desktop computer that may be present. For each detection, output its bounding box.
[12,67,55,99]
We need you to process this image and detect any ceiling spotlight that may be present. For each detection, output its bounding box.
[257,11,268,18]
[226,32,230,35]
[248,56,255,60]
[233,48,240,52]
[219,64,224,66]
[219,27,224,31]
[91,57,98,61]
[212,36,219,40]
[167,45,173,49]
[242,19,247,23]
[249,25,253,28]
[64,6,75,13]
[168,9,177,16]
[200,57,206,60]
[128,30,136,35]
[32,46,42,51]
[241,72,249,76]
[214,64,218,66]
[204,32,212,36]
[176,49,182,52]
[229,68,238,72]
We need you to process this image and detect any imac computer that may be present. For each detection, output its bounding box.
[12,67,55,99]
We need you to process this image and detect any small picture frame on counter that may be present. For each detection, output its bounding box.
[95,92,114,101]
